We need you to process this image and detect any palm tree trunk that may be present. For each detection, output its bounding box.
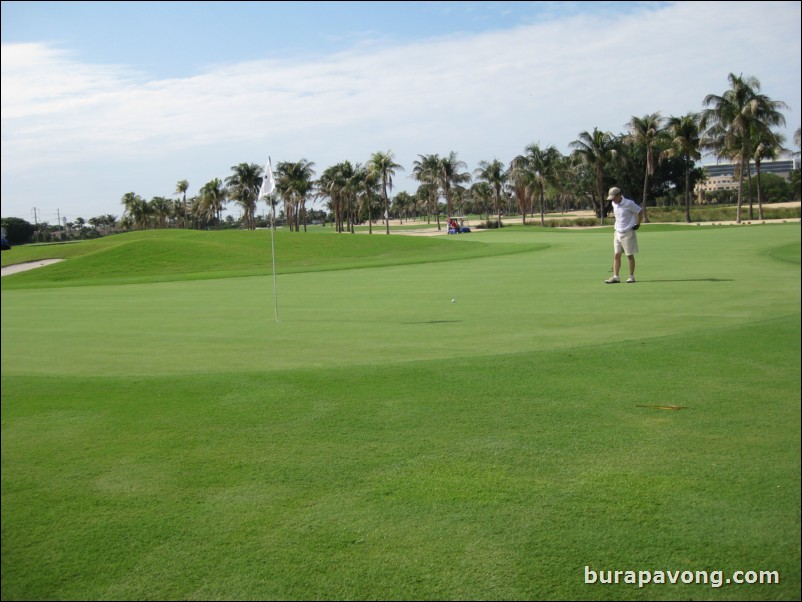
[382,177,390,235]
[642,170,651,223]
[746,169,754,221]
[540,190,545,227]
[684,161,692,223]
[596,168,605,226]
[736,157,745,223]
[755,162,764,221]
[348,197,355,233]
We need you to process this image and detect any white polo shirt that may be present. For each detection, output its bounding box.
[612,197,642,233]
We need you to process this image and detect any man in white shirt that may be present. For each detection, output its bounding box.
[604,187,643,284]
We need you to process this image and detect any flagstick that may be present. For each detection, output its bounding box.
[269,196,279,323]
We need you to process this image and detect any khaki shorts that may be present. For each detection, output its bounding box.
[614,230,638,255]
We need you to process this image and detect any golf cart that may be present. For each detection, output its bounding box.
[447,217,471,234]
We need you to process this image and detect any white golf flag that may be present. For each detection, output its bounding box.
[259,158,275,199]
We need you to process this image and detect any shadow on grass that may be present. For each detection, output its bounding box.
[402,320,464,325]
[645,278,734,283]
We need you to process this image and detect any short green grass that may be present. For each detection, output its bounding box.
[2,224,800,600]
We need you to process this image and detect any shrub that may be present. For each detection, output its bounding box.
[475,219,505,229]
[1,217,36,245]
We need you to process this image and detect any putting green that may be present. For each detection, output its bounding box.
[1,224,799,377]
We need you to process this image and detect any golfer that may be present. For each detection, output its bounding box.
[604,187,643,284]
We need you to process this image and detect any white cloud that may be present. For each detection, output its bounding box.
[1,1,799,220]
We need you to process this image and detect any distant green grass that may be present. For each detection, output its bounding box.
[646,203,800,223]
[2,224,800,600]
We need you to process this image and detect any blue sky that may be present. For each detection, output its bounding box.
[2,1,800,224]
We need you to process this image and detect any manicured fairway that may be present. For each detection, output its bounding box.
[2,224,800,600]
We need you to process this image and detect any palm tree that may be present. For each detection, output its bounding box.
[89,214,118,235]
[626,113,664,223]
[118,215,134,231]
[318,161,356,233]
[474,159,508,228]
[569,128,618,224]
[274,163,292,229]
[392,191,416,223]
[187,195,204,228]
[437,152,471,220]
[275,159,316,232]
[508,155,533,225]
[121,192,150,229]
[661,113,702,223]
[149,196,172,228]
[553,155,580,213]
[199,178,228,227]
[289,159,316,232]
[225,163,262,230]
[339,161,359,234]
[701,73,788,223]
[521,143,561,226]
[175,180,189,228]
[316,169,334,231]
[412,154,442,228]
[469,182,493,220]
[368,150,403,234]
[121,191,140,218]
[318,165,343,233]
[355,163,378,234]
[751,129,787,221]
[130,198,151,229]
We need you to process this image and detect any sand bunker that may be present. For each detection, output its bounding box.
[1,259,64,277]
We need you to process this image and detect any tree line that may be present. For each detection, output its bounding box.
[4,73,800,243]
